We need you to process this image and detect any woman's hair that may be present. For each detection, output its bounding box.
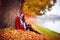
[20,13,25,22]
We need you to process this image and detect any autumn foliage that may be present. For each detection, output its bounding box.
[23,0,56,16]
[0,28,50,40]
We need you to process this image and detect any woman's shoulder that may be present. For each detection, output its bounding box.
[16,16,20,20]
[16,16,20,18]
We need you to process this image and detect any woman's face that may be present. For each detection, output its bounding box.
[20,14,24,17]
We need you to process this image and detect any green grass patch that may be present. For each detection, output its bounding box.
[31,22,58,37]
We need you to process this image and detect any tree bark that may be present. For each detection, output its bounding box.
[1,0,20,29]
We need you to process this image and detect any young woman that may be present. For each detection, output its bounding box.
[15,13,26,31]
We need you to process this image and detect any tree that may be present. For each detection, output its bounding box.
[23,0,56,17]
[1,0,20,28]
[1,0,56,28]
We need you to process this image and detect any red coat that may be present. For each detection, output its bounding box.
[15,16,25,31]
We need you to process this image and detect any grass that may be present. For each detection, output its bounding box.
[30,22,58,37]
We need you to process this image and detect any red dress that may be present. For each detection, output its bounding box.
[15,16,25,31]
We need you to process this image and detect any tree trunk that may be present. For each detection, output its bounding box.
[0,0,2,28]
[1,0,20,29]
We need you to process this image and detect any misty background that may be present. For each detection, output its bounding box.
[29,0,60,33]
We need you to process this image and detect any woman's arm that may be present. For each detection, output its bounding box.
[15,17,20,30]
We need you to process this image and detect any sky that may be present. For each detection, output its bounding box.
[45,0,60,16]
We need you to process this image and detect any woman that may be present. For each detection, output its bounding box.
[15,13,26,31]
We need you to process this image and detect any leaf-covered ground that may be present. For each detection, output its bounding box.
[0,22,60,40]
[0,28,49,40]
